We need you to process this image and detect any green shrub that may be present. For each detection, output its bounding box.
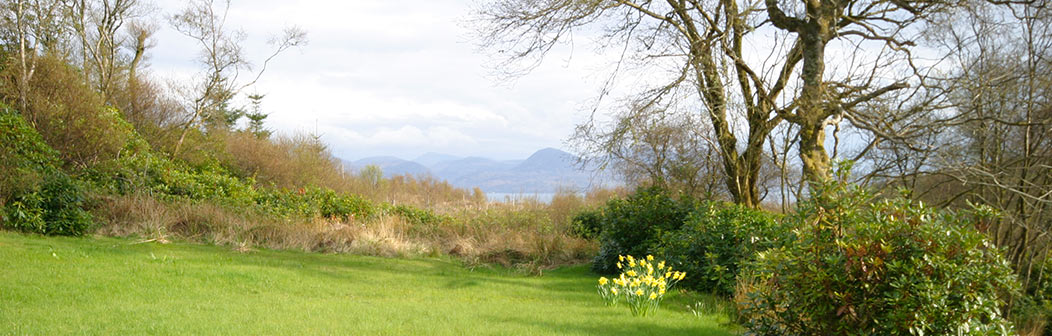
[316,189,376,220]
[386,204,446,226]
[592,186,696,274]
[569,208,603,239]
[1013,256,1052,335]
[656,202,783,296]
[1,56,139,168]
[251,187,378,221]
[737,180,1020,335]
[82,151,169,195]
[0,108,93,236]
[89,148,390,223]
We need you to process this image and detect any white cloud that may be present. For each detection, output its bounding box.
[148,0,622,160]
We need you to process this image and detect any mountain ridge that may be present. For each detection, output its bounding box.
[344,148,616,193]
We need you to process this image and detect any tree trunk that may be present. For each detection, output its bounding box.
[795,8,834,186]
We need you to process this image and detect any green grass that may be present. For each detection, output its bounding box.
[0,231,737,335]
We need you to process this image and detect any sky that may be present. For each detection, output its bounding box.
[148,0,620,161]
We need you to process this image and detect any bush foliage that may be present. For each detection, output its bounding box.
[1,56,139,168]
[585,187,784,296]
[0,107,93,235]
[591,186,696,274]
[736,180,1020,335]
[569,208,603,239]
[656,202,783,296]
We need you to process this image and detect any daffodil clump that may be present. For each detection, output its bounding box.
[597,254,686,317]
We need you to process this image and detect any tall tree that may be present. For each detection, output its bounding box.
[0,0,66,121]
[63,0,145,103]
[477,0,942,205]
[932,0,1052,291]
[244,93,270,138]
[169,0,306,156]
[763,0,946,183]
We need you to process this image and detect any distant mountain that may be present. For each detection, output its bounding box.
[431,157,516,183]
[513,147,578,173]
[342,148,618,193]
[347,156,431,178]
[413,152,461,167]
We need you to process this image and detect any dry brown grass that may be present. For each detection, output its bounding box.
[91,191,614,271]
[222,131,482,210]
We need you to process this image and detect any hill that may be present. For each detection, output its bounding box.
[346,156,432,178]
[345,148,618,193]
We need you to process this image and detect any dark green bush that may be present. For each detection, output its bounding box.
[737,180,1020,335]
[252,187,375,220]
[316,189,376,220]
[85,151,255,206]
[90,149,389,224]
[656,201,783,296]
[0,107,93,236]
[569,208,603,239]
[386,204,447,226]
[1012,256,1052,335]
[591,186,696,274]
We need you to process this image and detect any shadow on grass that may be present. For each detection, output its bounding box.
[113,237,722,314]
[481,313,735,336]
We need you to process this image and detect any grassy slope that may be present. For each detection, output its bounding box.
[0,232,736,335]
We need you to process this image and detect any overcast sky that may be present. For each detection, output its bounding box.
[147,0,621,161]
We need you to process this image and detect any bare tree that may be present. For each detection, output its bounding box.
[930,0,1052,291]
[62,0,146,103]
[572,101,729,198]
[0,0,66,121]
[477,0,945,206]
[169,0,306,156]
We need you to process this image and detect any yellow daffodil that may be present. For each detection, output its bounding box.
[658,261,665,269]
[611,288,618,294]
[599,277,609,285]
[635,289,644,296]
[647,255,654,261]
[619,255,625,262]
[665,271,672,279]
[659,288,666,295]
[649,293,657,300]
[616,262,622,269]
[628,260,635,267]
[626,270,637,277]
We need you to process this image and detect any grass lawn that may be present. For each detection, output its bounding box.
[0,231,738,335]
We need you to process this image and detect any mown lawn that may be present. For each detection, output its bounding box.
[0,232,737,335]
